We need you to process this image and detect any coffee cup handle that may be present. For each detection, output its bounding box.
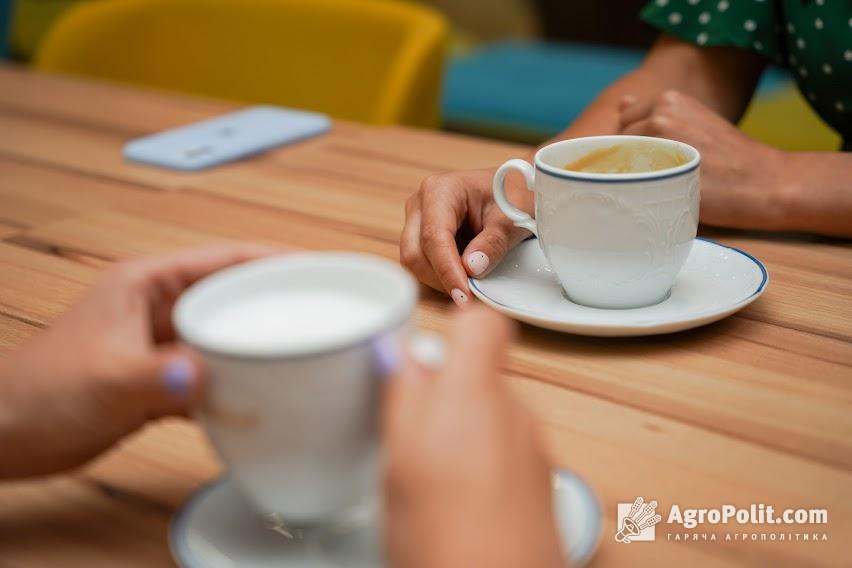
[493,159,537,237]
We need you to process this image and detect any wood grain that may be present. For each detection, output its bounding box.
[0,65,849,567]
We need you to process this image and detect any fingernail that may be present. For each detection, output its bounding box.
[162,357,195,397]
[467,251,490,276]
[372,333,402,379]
[450,288,468,306]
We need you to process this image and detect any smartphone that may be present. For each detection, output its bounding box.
[124,106,331,171]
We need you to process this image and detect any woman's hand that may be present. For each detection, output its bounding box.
[400,168,533,305]
[383,307,564,568]
[619,89,792,231]
[0,243,276,478]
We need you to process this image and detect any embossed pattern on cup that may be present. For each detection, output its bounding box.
[535,166,699,308]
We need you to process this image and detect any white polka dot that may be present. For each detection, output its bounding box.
[836,101,845,112]
[815,18,824,30]
[797,38,806,49]
[787,23,795,34]
[668,12,682,24]
[754,41,764,51]
[823,63,832,74]
[656,0,668,5]
[697,32,709,45]
[789,54,797,64]
[687,0,700,4]
[698,11,711,24]
[799,66,808,77]
[717,0,729,12]
[816,0,824,5]
[844,50,852,61]
[849,17,852,28]
[744,20,757,32]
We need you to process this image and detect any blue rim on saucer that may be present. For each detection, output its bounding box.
[169,478,222,567]
[469,237,768,337]
[171,471,603,567]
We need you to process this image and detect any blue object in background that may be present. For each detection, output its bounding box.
[0,0,10,58]
[442,40,789,142]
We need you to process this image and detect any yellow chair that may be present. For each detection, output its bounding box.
[739,84,842,152]
[35,0,448,127]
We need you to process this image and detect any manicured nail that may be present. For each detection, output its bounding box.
[467,251,490,276]
[162,357,195,397]
[450,288,468,306]
[372,334,402,379]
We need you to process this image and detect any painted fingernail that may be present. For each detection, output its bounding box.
[450,288,468,306]
[162,357,195,397]
[372,333,402,379]
[467,251,490,276]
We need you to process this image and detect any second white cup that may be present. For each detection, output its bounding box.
[173,252,418,525]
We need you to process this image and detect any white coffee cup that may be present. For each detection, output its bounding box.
[173,252,418,525]
[493,135,700,309]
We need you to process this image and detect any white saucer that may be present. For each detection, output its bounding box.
[170,471,602,567]
[469,238,768,337]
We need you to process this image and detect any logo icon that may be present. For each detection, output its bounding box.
[615,497,662,543]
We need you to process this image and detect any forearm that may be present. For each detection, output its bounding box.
[779,152,852,237]
[540,35,765,147]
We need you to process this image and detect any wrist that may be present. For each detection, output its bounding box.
[749,147,801,232]
[768,151,811,232]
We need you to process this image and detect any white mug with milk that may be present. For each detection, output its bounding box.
[173,252,418,525]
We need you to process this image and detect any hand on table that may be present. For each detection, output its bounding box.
[0,243,276,478]
[383,306,564,568]
[400,168,533,305]
[618,89,791,231]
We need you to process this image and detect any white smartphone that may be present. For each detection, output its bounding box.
[124,106,331,171]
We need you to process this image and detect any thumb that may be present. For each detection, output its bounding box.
[462,217,530,279]
[124,346,207,419]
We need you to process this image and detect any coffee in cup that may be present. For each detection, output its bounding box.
[563,140,690,174]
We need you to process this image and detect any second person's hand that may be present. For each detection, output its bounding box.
[383,307,565,568]
[400,168,534,306]
[0,243,277,478]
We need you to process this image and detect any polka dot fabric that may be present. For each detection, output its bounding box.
[641,0,852,150]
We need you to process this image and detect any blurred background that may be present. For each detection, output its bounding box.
[0,0,840,150]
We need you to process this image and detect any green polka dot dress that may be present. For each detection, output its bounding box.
[641,0,852,151]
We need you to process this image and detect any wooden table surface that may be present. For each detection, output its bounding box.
[0,65,850,567]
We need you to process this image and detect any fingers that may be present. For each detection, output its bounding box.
[381,350,430,432]
[399,196,443,291]
[418,178,472,305]
[131,242,281,290]
[437,305,514,393]
[618,94,655,131]
[620,117,655,136]
[461,213,529,279]
[122,345,207,420]
[109,242,282,343]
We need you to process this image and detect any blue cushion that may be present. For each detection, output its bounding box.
[442,40,789,141]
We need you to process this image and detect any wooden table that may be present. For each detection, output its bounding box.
[0,65,850,567]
